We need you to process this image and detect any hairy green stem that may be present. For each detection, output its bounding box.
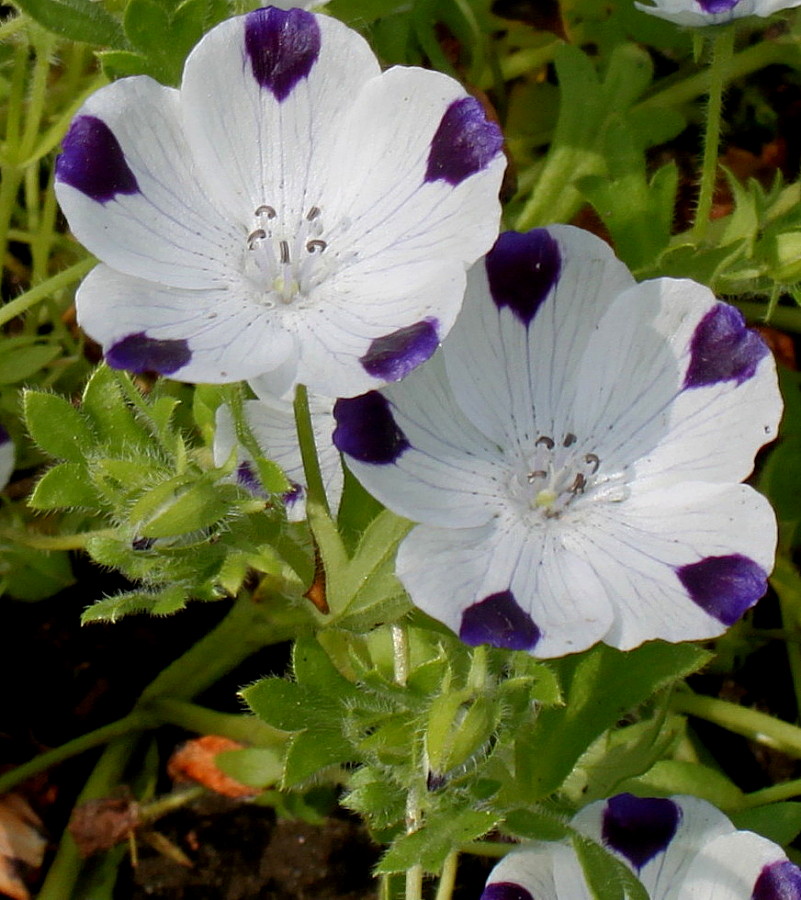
[670,691,801,758]
[0,526,116,550]
[145,697,286,748]
[691,27,735,243]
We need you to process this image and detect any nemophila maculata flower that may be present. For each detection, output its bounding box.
[53,7,505,398]
[334,226,782,658]
[636,0,801,26]
[482,794,801,900]
[214,386,340,521]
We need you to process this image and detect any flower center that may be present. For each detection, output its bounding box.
[242,204,333,306]
[520,432,602,519]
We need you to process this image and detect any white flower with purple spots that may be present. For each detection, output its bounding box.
[482,794,801,900]
[333,226,781,658]
[214,386,340,521]
[0,425,13,490]
[54,7,505,398]
[635,0,801,27]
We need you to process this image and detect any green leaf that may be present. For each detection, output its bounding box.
[243,679,337,732]
[12,0,128,47]
[81,366,151,453]
[81,584,190,623]
[292,636,361,701]
[24,390,96,462]
[283,727,354,787]
[616,760,744,811]
[377,808,499,874]
[0,544,75,601]
[515,642,710,800]
[731,803,801,846]
[0,341,60,384]
[216,748,284,789]
[574,834,649,900]
[502,807,570,842]
[29,462,99,509]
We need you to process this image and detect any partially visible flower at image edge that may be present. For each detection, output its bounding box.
[54,6,505,398]
[213,384,341,522]
[0,425,13,490]
[334,225,782,658]
[481,793,801,900]
[635,0,801,27]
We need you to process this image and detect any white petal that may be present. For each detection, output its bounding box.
[444,225,636,448]
[214,391,341,520]
[566,482,776,649]
[669,831,795,900]
[570,279,781,485]
[397,517,614,657]
[180,10,380,226]
[483,843,587,900]
[0,428,14,490]
[573,795,734,900]
[77,264,297,383]
[55,77,237,289]
[337,353,507,528]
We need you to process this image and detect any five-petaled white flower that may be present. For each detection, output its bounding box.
[482,793,801,900]
[213,384,340,521]
[636,0,801,27]
[54,7,505,398]
[334,226,782,658]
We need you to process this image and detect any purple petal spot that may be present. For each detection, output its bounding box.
[283,481,304,508]
[425,96,503,186]
[106,333,191,376]
[485,230,562,327]
[236,461,268,498]
[677,554,767,626]
[0,424,9,446]
[697,0,740,12]
[244,7,321,102]
[333,392,409,464]
[459,591,540,651]
[360,319,440,382]
[602,794,680,871]
[481,884,534,900]
[684,303,769,389]
[754,861,801,900]
[56,115,139,204]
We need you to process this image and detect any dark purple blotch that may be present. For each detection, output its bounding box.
[485,230,561,327]
[236,461,268,497]
[360,318,439,382]
[0,424,9,446]
[677,553,767,626]
[425,96,503,186]
[244,7,321,103]
[56,115,139,204]
[481,884,533,900]
[283,481,304,508]
[684,303,768,389]
[459,590,540,651]
[333,391,409,464]
[697,0,740,12]
[106,333,191,376]
[753,860,801,900]
[602,794,680,871]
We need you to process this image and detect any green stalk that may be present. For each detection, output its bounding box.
[434,852,459,900]
[691,27,735,244]
[146,697,286,748]
[0,526,116,551]
[35,740,133,900]
[742,777,801,808]
[670,690,801,757]
[293,383,330,517]
[0,257,95,327]
[736,301,801,333]
[0,711,154,797]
